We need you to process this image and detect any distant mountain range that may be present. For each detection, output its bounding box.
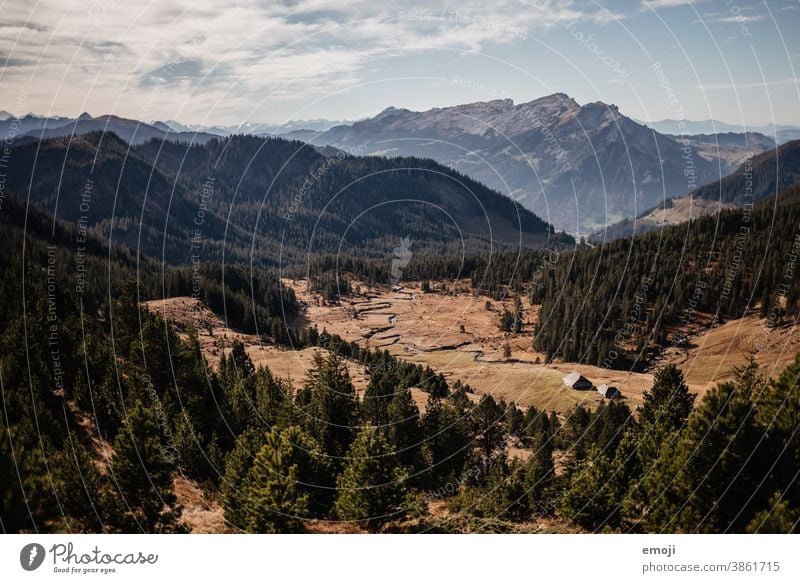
[0,113,349,146]
[4,97,788,234]
[593,139,800,242]
[640,118,800,144]
[1,113,222,146]
[157,117,350,136]
[290,94,779,234]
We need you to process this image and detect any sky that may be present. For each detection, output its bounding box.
[1,0,799,127]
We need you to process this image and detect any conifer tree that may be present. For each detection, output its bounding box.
[559,447,620,530]
[639,364,695,431]
[622,365,695,521]
[55,434,105,532]
[362,370,396,427]
[220,429,265,528]
[304,351,359,462]
[108,402,183,532]
[0,423,55,533]
[420,397,470,486]
[386,384,422,471]
[642,382,762,533]
[470,395,506,470]
[756,353,800,509]
[746,493,800,533]
[525,425,557,516]
[334,426,408,530]
[241,427,331,532]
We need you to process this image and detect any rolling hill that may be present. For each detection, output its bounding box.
[4,131,570,268]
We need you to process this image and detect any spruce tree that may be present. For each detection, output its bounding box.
[643,382,762,533]
[386,384,422,471]
[241,427,332,533]
[108,402,183,532]
[334,426,408,530]
[304,351,359,462]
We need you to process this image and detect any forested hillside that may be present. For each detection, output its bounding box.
[4,132,569,270]
[532,185,800,368]
[692,139,800,205]
[2,130,798,536]
[2,186,799,534]
[596,139,800,241]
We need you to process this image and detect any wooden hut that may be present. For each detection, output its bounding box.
[597,384,620,398]
[562,371,593,390]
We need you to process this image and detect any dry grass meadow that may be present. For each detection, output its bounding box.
[145,280,800,416]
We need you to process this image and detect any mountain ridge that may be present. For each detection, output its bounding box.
[592,139,800,242]
[290,93,762,234]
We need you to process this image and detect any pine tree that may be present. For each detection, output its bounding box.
[334,426,408,530]
[505,402,524,437]
[642,382,762,533]
[219,342,258,434]
[304,351,359,462]
[451,455,529,521]
[253,366,291,429]
[108,402,183,532]
[362,370,396,427]
[0,423,55,533]
[241,427,331,533]
[386,384,422,471]
[220,429,265,529]
[622,365,695,523]
[559,447,621,530]
[470,395,506,470]
[756,353,800,509]
[746,493,800,533]
[639,364,695,431]
[54,434,104,532]
[420,397,470,486]
[525,428,557,517]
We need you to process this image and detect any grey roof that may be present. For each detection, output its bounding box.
[597,384,620,397]
[563,371,592,388]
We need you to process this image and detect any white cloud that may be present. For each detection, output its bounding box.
[641,0,703,8]
[1,0,626,122]
[717,14,767,23]
[695,78,800,92]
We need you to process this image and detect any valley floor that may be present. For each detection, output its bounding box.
[146,280,800,414]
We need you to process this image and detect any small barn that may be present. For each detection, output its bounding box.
[563,371,593,390]
[597,384,620,399]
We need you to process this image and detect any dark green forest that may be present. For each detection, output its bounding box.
[532,185,800,368]
[2,179,799,533]
[2,130,800,534]
[3,132,569,270]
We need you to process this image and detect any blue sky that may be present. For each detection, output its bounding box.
[1,0,798,126]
